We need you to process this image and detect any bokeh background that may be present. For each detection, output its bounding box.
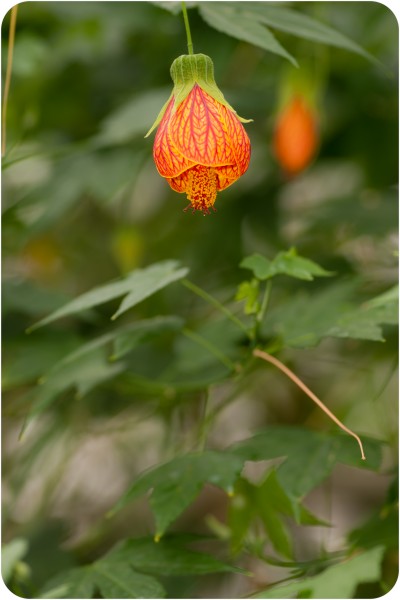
[2,2,398,598]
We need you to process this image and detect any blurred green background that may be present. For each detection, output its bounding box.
[2,2,398,598]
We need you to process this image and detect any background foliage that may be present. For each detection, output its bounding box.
[2,1,398,598]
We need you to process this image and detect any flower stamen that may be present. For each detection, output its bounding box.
[185,165,217,215]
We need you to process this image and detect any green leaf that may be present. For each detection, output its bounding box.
[257,470,329,527]
[151,1,198,14]
[91,564,164,599]
[253,546,385,598]
[109,535,243,575]
[109,451,244,538]
[41,563,164,599]
[21,338,127,431]
[28,261,188,331]
[235,279,260,315]
[2,332,80,390]
[230,427,382,503]
[234,2,377,63]
[240,248,333,281]
[41,567,95,599]
[363,284,398,312]
[2,279,70,317]
[111,263,188,320]
[110,429,382,539]
[199,3,297,66]
[111,315,184,360]
[93,87,171,147]
[1,538,28,583]
[262,280,396,348]
[229,471,327,558]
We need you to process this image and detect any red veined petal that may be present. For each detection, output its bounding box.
[169,85,237,167]
[222,105,251,175]
[153,97,196,178]
[214,164,241,191]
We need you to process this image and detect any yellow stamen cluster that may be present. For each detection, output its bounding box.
[185,165,217,214]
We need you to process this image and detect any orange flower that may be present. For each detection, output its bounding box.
[273,95,318,175]
[146,54,251,214]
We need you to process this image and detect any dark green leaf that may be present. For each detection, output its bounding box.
[111,315,184,360]
[109,451,244,537]
[41,563,164,599]
[91,563,164,599]
[199,3,297,65]
[234,3,377,63]
[41,567,95,599]
[262,281,395,347]
[230,427,382,502]
[110,535,243,575]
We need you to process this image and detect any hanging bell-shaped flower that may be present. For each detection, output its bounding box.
[146,53,252,214]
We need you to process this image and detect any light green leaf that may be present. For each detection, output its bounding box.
[28,261,188,331]
[253,546,385,598]
[235,2,377,63]
[111,263,189,320]
[364,284,398,312]
[109,451,244,538]
[93,87,171,147]
[235,279,260,315]
[151,1,198,14]
[199,3,297,66]
[1,538,28,583]
[240,248,333,281]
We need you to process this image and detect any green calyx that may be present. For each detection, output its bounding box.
[145,53,252,138]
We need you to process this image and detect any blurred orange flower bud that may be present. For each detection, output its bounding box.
[273,95,318,175]
[146,54,251,215]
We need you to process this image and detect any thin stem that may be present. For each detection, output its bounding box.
[181,1,194,55]
[181,278,251,339]
[253,279,272,342]
[182,327,236,372]
[253,348,366,460]
[196,389,210,451]
[2,5,18,156]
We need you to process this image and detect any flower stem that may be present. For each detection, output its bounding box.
[253,348,366,460]
[2,5,18,157]
[181,1,194,55]
[253,280,272,342]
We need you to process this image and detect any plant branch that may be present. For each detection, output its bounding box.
[2,5,18,157]
[181,278,251,339]
[182,327,237,372]
[253,348,366,460]
[181,1,194,55]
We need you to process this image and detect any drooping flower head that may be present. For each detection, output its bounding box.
[146,54,251,215]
